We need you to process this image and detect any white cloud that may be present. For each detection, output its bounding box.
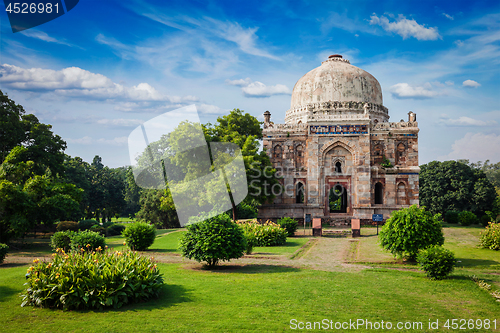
[0,64,195,105]
[196,103,227,114]
[442,13,454,21]
[20,30,77,47]
[369,14,441,40]
[447,133,500,161]
[462,79,481,88]
[96,118,145,127]
[389,82,442,99]
[136,11,280,61]
[438,115,497,127]
[67,136,128,146]
[226,77,290,98]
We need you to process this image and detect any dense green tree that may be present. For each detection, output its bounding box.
[62,155,92,217]
[135,189,179,228]
[0,91,66,175]
[420,160,496,216]
[133,109,278,222]
[203,109,279,220]
[0,180,31,243]
[0,90,27,162]
[379,205,444,260]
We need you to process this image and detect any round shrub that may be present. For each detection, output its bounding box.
[238,220,288,247]
[417,245,456,280]
[70,230,106,252]
[50,231,74,252]
[106,223,126,236]
[479,222,500,250]
[179,213,247,267]
[56,221,79,232]
[277,217,298,237]
[21,249,163,310]
[78,219,98,231]
[444,211,460,224]
[0,243,9,264]
[122,222,156,251]
[459,211,477,226]
[379,205,444,260]
[90,224,106,236]
[479,214,491,227]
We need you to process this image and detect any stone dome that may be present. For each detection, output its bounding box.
[285,55,389,124]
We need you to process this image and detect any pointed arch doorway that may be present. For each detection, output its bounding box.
[329,184,348,213]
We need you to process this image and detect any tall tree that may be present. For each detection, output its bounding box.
[420,160,496,216]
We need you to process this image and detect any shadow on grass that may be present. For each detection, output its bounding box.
[148,248,179,253]
[0,286,19,302]
[187,263,301,274]
[108,284,192,312]
[456,258,500,268]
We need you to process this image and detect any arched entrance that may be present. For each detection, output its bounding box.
[329,184,347,213]
[375,182,384,204]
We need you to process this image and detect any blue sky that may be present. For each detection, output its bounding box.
[1,0,499,167]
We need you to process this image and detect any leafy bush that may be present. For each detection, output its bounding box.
[50,231,75,252]
[106,223,126,236]
[479,222,500,250]
[480,214,491,227]
[21,249,163,310]
[0,243,8,264]
[122,222,156,251]
[444,211,460,224]
[179,213,247,267]
[245,233,256,254]
[277,217,298,237]
[56,221,79,232]
[236,202,258,219]
[78,219,98,231]
[237,220,287,247]
[417,245,456,280]
[90,224,106,236]
[70,230,106,253]
[379,205,444,260]
[459,211,477,226]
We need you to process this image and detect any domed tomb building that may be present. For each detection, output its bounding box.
[259,55,419,224]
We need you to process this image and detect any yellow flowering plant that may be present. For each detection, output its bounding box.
[479,222,500,250]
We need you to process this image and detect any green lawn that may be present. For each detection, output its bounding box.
[1,263,499,332]
[1,224,499,332]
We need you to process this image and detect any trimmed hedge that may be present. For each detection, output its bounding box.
[459,211,477,226]
[122,222,156,251]
[70,230,106,253]
[21,249,163,310]
[417,245,456,280]
[50,231,75,252]
[277,217,298,237]
[444,211,460,224]
[78,219,99,231]
[180,213,246,267]
[56,221,79,232]
[106,223,126,236]
[237,220,287,247]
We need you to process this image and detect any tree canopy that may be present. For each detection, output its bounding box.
[419,160,496,216]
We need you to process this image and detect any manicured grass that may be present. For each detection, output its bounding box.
[2,224,499,332]
[110,217,137,223]
[251,237,311,257]
[1,262,499,332]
